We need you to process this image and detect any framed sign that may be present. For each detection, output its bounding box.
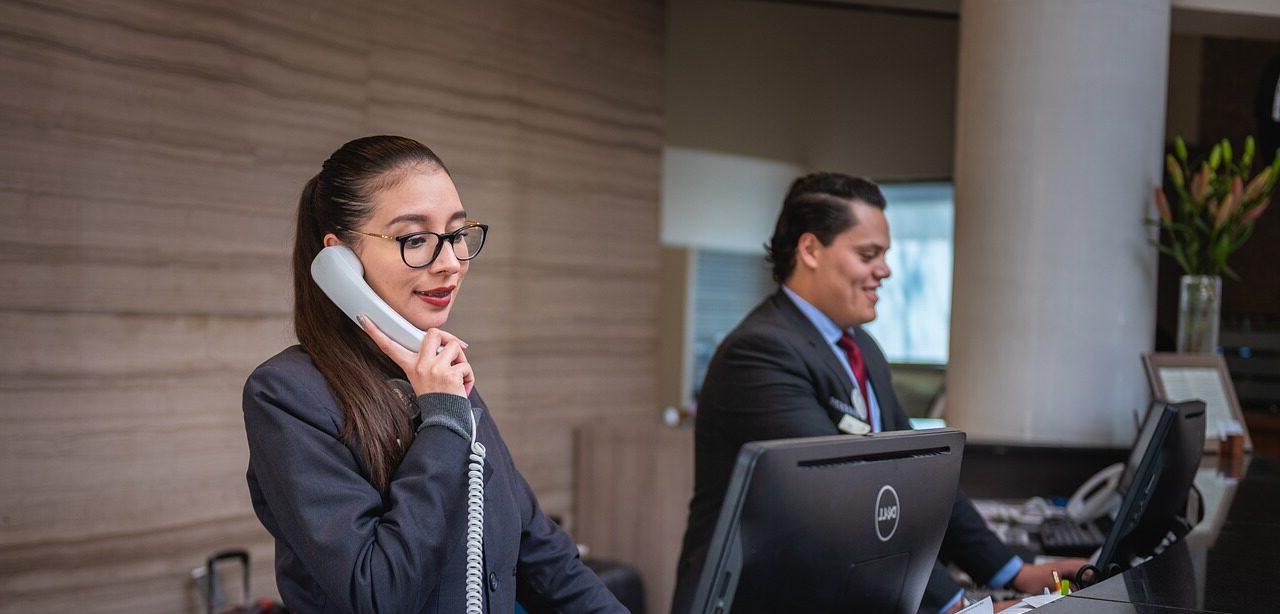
[1142,353,1252,453]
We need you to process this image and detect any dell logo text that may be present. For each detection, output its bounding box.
[875,485,900,542]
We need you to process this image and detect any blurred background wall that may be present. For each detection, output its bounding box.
[0,1,662,610]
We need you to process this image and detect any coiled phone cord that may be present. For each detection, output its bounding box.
[464,407,487,614]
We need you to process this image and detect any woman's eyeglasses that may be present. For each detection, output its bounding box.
[340,221,489,269]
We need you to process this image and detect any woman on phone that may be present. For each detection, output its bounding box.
[242,135,624,613]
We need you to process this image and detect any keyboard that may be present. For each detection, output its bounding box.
[1039,517,1108,557]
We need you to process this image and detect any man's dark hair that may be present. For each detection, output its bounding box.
[765,172,887,283]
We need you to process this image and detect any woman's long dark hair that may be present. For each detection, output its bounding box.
[293,135,448,493]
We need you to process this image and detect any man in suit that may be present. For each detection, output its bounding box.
[672,173,1084,613]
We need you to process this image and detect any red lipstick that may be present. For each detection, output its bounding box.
[414,285,455,308]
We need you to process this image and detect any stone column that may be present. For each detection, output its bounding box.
[947,0,1171,445]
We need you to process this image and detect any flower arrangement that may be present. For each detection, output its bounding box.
[1152,136,1278,279]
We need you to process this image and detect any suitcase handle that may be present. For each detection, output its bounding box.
[205,548,250,614]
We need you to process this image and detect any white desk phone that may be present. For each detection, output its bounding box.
[1066,463,1124,523]
[311,244,488,614]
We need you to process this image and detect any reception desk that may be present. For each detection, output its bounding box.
[571,431,1277,614]
[963,447,1279,613]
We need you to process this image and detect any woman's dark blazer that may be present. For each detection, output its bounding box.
[242,345,624,613]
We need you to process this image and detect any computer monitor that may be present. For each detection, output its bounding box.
[1094,400,1205,575]
[689,429,965,614]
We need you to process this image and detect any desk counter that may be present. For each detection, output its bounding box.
[1031,455,1279,613]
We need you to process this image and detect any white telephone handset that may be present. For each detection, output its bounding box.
[310,244,486,614]
[311,245,426,351]
[1066,462,1124,523]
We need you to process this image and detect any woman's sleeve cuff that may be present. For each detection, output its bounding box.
[415,392,474,440]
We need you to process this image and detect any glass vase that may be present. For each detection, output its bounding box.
[1176,275,1221,353]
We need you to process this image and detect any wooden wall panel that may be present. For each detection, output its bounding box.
[0,1,663,611]
[574,422,695,614]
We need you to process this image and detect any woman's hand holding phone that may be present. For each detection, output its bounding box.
[359,316,475,398]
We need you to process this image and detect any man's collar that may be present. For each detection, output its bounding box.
[780,284,850,345]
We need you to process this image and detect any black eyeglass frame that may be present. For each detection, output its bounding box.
[340,221,489,269]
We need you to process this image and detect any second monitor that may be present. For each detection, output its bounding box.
[1094,399,1206,576]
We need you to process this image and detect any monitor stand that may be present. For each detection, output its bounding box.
[841,551,909,611]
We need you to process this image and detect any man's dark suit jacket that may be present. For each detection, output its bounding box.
[671,291,1016,613]
[243,345,624,613]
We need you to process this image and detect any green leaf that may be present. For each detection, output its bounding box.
[1266,155,1280,193]
[1166,154,1184,188]
[1229,222,1254,251]
[1155,242,1191,274]
[1212,232,1231,266]
[1174,183,1193,209]
[1175,136,1188,162]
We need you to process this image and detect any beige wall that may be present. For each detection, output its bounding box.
[662,0,959,261]
[661,146,804,252]
[662,2,1220,254]
[667,0,959,180]
[0,1,663,611]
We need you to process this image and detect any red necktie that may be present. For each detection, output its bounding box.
[836,332,871,417]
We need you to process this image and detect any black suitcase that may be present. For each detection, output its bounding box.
[197,549,289,614]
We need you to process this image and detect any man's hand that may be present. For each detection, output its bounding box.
[1010,558,1089,594]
